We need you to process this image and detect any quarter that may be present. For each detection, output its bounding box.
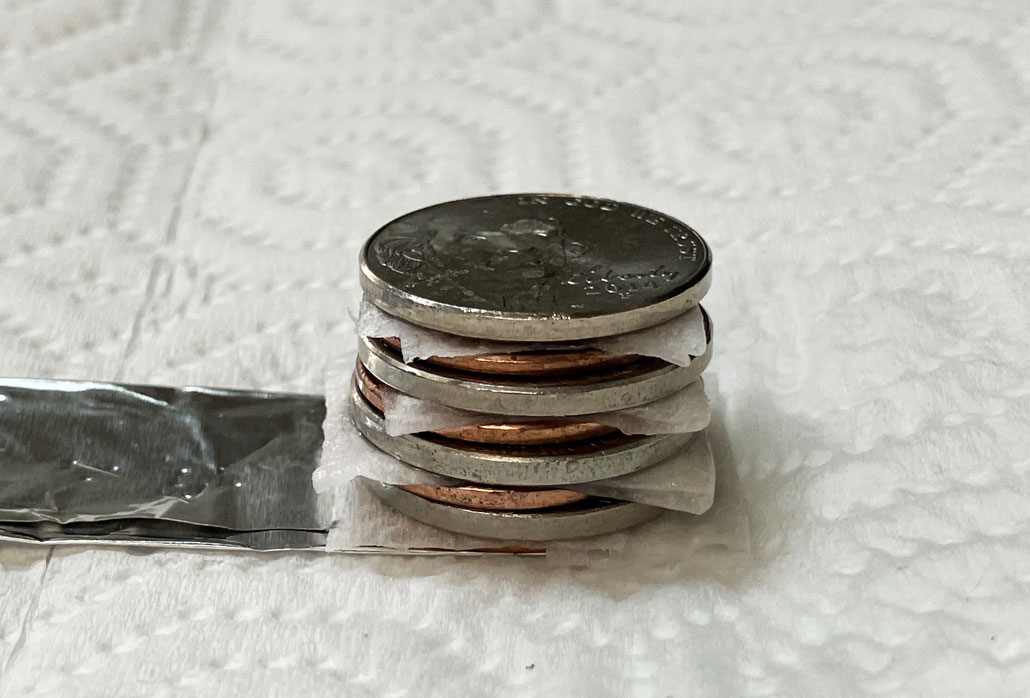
[354,359,617,445]
[360,194,712,341]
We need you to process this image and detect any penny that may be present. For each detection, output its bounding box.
[354,360,618,445]
[358,309,712,417]
[380,337,640,377]
[365,480,662,541]
[399,484,587,511]
[349,381,695,486]
[360,194,712,341]
[438,421,616,445]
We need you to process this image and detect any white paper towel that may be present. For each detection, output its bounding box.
[325,460,745,563]
[315,358,716,513]
[357,297,709,366]
[2,2,1027,697]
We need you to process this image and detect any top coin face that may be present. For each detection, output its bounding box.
[360,194,712,341]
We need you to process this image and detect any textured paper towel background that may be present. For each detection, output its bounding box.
[1,1,1029,696]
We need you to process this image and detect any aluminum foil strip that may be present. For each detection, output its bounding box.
[0,520,329,552]
[0,521,532,556]
[0,378,332,551]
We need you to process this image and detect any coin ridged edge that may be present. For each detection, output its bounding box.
[357,332,711,417]
[358,193,712,342]
[348,379,695,486]
[360,262,712,342]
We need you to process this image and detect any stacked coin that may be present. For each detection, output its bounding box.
[352,194,713,541]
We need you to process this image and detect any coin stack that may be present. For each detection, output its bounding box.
[351,194,713,542]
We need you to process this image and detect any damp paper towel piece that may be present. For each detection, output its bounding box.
[356,297,708,366]
[381,377,710,436]
[325,463,748,565]
[314,359,716,513]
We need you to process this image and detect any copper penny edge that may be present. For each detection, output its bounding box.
[399,484,588,512]
[354,360,617,446]
[381,336,639,377]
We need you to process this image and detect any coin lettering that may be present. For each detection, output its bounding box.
[362,194,710,339]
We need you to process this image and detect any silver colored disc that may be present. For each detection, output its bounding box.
[360,194,712,341]
[356,315,711,417]
[364,480,662,541]
[349,381,695,486]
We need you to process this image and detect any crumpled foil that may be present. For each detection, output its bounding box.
[0,378,331,551]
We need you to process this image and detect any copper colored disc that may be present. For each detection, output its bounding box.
[355,359,387,410]
[380,336,639,377]
[435,421,616,445]
[400,484,587,511]
[354,360,617,445]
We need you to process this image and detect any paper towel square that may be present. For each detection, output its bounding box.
[357,297,708,366]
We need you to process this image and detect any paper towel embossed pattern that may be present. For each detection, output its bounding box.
[1,1,1029,697]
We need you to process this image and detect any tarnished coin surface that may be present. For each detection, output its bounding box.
[399,484,587,511]
[355,360,617,445]
[366,481,662,541]
[360,194,712,341]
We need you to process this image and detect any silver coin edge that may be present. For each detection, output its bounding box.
[357,331,711,417]
[348,380,695,486]
[360,263,712,342]
[359,194,712,341]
